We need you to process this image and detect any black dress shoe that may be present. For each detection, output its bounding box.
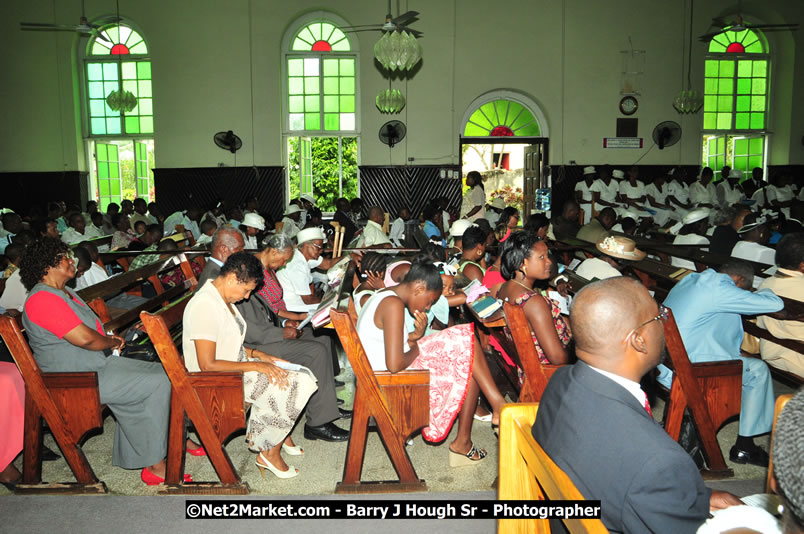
[334,379,345,387]
[729,445,769,467]
[304,422,350,442]
[42,446,61,462]
[338,407,353,419]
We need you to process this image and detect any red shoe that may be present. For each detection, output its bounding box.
[186,445,206,457]
[141,467,193,486]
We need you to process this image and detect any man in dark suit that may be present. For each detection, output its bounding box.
[532,277,741,534]
[197,227,244,287]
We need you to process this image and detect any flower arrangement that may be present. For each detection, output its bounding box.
[489,185,524,210]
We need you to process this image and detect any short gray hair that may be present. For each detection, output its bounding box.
[713,206,737,226]
[261,232,294,252]
[211,226,244,251]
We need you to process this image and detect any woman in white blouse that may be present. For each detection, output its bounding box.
[182,252,317,479]
[460,171,486,221]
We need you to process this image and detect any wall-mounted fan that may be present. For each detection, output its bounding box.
[698,0,797,42]
[379,121,406,148]
[652,121,681,150]
[20,0,119,44]
[214,131,242,154]
[341,0,422,37]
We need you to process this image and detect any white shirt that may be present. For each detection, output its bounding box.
[666,181,690,205]
[182,280,246,373]
[619,180,646,202]
[359,220,391,248]
[689,182,714,206]
[588,365,648,408]
[75,263,110,290]
[244,235,258,250]
[766,184,795,217]
[731,241,776,266]
[60,226,101,245]
[389,218,406,247]
[275,249,317,313]
[589,180,619,204]
[645,183,668,204]
[575,258,622,281]
[196,233,213,247]
[460,186,486,221]
[356,290,410,371]
[716,181,743,207]
[671,233,710,270]
[574,179,595,203]
[280,217,300,238]
[0,270,27,312]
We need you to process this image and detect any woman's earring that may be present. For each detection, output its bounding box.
[521,265,527,277]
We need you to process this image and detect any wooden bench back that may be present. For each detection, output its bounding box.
[501,300,562,402]
[498,403,607,534]
[662,307,742,477]
[0,315,106,493]
[766,393,792,493]
[140,293,248,493]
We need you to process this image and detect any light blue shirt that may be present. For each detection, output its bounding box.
[423,220,445,247]
[657,269,783,383]
[404,294,450,337]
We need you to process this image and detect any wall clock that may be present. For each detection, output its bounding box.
[619,96,639,116]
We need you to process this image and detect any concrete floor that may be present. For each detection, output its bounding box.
[0,365,794,497]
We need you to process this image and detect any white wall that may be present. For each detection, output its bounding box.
[1,0,801,173]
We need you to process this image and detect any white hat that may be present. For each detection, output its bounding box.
[682,208,710,225]
[284,204,302,215]
[621,210,642,221]
[300,194,316,205]
[612,169,625,179]
[667,168,675,175]
[728,169,744,180]
[583,166,596,175]
[449,219,477,238]
[596,236,646,261]
[296,227,326,245]
[242,212,265,231]
[491,197,506,210]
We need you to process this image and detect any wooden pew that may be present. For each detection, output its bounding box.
[498,403,607,534]
[501,301,563,402]
[661,308,743,479]
[77,253,199,331]
[69,234,113,251]
[140,294,249,495]
[329,262,430,494]
[741,322,804,387]
[0,315,107,494]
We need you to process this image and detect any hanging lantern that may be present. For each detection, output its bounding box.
[376,89,406,114]
[374,30,422,72]
[106,89,138,112]
[672,89,704,114]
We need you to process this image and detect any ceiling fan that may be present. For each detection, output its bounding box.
[698,1,797,42]
[341,0,423,37]
[20,0,119,44]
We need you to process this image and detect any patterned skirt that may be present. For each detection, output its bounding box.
[241,362,318,451]
[411,323,475,442]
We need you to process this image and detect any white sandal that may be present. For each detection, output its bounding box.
[282,443,304,456]
[256,452,298,479]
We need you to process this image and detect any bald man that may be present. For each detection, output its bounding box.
[532,277,741,534]
[357,206,391,248]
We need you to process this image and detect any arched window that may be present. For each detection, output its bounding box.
[463,98,541,137]
[84,23,154,209]
[702,27,769,180]
[283,16,359,212]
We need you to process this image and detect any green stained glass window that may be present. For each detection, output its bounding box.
[86,24,153,136]
[286,22,356,133]
[731,136,764,173]
[463,99,541,137]
[708,27,766,55]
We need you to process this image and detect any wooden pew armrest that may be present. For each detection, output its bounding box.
[41,372,99,389]
[374,369,430,386]
[187,371,244,387]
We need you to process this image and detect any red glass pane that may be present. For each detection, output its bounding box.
[111,44,130,55]
[726,42,745,53]
[490,126,514,137]
[312,40,332,52]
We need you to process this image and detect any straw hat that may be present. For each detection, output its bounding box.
[583,166,596,175]
[491,197,506,210]
[284,204,302,216]
[728,169,744,180]
[300,194,316,205]
[612,169,625,179]
[449,219,477,238]
[296,227,326,244]
[596,236,646,261]
[241,212,265,231]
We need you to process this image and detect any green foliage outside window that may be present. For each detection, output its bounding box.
[287,137,358,212]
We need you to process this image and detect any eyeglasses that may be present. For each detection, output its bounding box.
[634,305,669,331]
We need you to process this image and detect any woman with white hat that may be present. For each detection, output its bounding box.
[575,166,597,224]
[731,213,776,266]
[280,204,303,239]
[240,212,265,250]
[669,208,711,270]
[485,197,506,227]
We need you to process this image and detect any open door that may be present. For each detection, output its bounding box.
[135,141,150,199]
[95,143,122,211]
[523,144,543,220]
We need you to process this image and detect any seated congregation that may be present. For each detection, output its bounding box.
[0,164,802,534]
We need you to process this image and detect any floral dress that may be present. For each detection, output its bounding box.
[504,290,571,385]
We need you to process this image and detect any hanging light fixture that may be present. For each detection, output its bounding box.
[374,30,422,72]
[106,89,138,112]
[674,0,704,114]
[376,88,406,113]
